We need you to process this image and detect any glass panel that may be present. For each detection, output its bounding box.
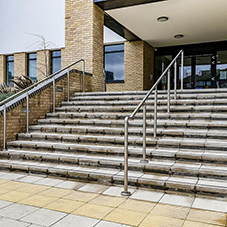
[51,51,61,74]
[6,55,14,86]
[28,53,37,60]
[105,44,124,53]
[28,53,37,81]
[155,55,172,90]
[52,57,61,73]
[178,57,192,89]
[52,50,61,58]
[104,44,124,83]
[105,51,124,82]
[216,51,227,88]
[195,56,211,89]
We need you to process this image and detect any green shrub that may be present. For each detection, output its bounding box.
[0,92,16,102]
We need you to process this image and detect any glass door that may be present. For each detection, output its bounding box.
[195,55,212,89]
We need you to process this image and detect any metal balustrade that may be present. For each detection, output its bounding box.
[121,50,184,196]
[0,59,85,150]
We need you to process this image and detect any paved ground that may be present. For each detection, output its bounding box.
[0,171,225,226]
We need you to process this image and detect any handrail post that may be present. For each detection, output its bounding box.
[141,104,148,163]
[154,88,157,138]
[121,117,131,196]
[53,76,55,112]
[174,61,177,100]
[3,104,6,150]
[83,60,85,92]
[167,69,170,114]
[181,51,184,90]
[67,69,70,102]
[26,91,29,133]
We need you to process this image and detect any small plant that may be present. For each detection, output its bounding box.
[0,84,16,102]
[10,75,35,91]
[0,83,14,94]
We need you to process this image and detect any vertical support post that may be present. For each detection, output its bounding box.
[82,60,85,93]
[121,117,131,196]
[26,91,29,133]
[154,88,157,138]
[181,51,184,90]
[53,76,55,112]
[167,69,170,114]
[3,104,6,150]
[67,69,70,102]
[141,104,148,163]
[174,61,177,100]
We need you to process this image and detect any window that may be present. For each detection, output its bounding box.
[104,44,124,83]
[216,50,227,88]
[28,53,37,81]
[6,55,14,86]
[51,50,61,74]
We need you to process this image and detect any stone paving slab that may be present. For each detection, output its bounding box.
[0,171,225,226]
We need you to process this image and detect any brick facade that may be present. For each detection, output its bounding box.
[0,71,92,149]
[37,50,51,80]
[0,55,6,84]
[106,41,154,92]
[64,0,104,92]
[14,53,27,79]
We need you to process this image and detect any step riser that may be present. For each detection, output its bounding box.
[0,163,225,198]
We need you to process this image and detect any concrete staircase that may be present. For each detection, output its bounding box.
[2,89,227,197]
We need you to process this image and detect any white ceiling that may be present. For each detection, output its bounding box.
[106,0,227,47]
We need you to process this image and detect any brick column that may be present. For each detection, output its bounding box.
[64,0,104,92]
[143,41,154,90]
[0,55,6,84]
[14,53,27,78]
[37,50,51,80]
[106,41,154,92]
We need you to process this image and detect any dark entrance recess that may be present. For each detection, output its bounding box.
[94,0,166,10]
[155,41,227,89]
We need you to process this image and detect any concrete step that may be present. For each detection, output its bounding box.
[7,137,227,153]
[63,99,227,107]
[19,128,227,141]
[1,149,227,179]
[0,155,227,196]
[36,118,227,130]
[46,111,227,121]
[55,105,227,114]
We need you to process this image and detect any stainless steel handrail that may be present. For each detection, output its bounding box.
[121,50,184,196]
[1,59,85,150]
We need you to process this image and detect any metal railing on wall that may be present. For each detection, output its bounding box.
[0,59,85,150]
[121,50,184,196]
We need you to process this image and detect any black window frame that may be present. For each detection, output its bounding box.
[6,55,14,86]
[51,50,61,74]
[104,43,125,83]
[27,53,37,81]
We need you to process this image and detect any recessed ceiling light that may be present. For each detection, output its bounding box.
[157,16,168,22]
[174,34,184,39]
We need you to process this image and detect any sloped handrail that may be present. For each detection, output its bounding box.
[1,59,85,150]
[121,50,184,196]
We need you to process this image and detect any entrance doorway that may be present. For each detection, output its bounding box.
[178,54,216,89]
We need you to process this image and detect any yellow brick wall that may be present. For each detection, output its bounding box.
[64,0,104,92]
[0,55,6,84]
[106,41,154,92]
[0,71,92,149]
[37,50,51,80]
[14,53,27,79]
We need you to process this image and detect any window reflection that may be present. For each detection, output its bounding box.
[28,53,37,81]
[51,50,61,74]
[216,51,227,88]
[6,55,14,86]
[105,44,124,83]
